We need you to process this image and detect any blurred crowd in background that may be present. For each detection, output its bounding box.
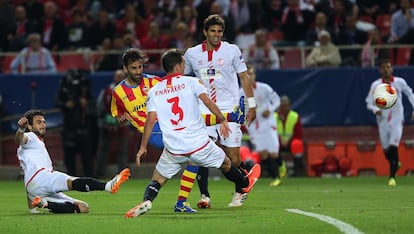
[0,0,413,72]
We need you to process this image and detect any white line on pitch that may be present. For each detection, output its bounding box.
[286,209,365,234]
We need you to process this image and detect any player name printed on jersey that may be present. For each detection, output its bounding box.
[154,83,186,96]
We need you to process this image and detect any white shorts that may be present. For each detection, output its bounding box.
[207,122,242,147]
[26,169,74,203]
[156,139,226,179]
[250,130,279,153]
[378,120,403,149]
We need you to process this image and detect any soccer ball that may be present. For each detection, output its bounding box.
[372,83,398,109]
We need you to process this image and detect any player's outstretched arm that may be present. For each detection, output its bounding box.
[199,93,230,138]
[15,117,28,145]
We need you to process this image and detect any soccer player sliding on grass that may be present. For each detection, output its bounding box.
[125,49,261,218]
[15,110,130,214]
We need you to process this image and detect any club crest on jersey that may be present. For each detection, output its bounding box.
[217,58,225,66]
[142,86,149,95]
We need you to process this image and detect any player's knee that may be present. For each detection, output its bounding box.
[75,201,90,213]
[152,170,168,187]
[220,157,231,172]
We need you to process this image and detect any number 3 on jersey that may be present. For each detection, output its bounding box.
[167,96,183,125]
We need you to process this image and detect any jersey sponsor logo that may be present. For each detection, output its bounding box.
[132,103,147,112]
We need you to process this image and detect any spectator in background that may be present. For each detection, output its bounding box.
[306,30,342,67]
[22,0,44,25]
[54,69,97,177]
[66,8,88,50]
[330,0,357,34]
[169,21,190,50]
[10,33,57,74]
[229,0,261,34]
[152,0,179,32]
[244,29,280,69]
[275,95,304,177]
[173,5,198,37]
[357,0,391,23]
[140,22,171,69]
[123,32,141,49]
[0,0,16,52]
[279,0,315,46]
[40,1,67,51]
[94,36,124,71]
[361,28,390,67]
[7,5,38,52]
[96,69,129,178]
[115,3,149,41]
[87,8,116,50]
[306,11,335,46]
[262,0,285,32]
[334,14,367,66]
[389,0,414,64]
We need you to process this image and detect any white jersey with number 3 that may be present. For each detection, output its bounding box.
[147,73,211,155]
[184,41,247,112]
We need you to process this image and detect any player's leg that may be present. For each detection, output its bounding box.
[31,192,90,213]
[220,122,255,206]
[126,150,194,218]
[194,140,261,207]
[196,166,211,208]
[176,164,199,206]
[68,168,131,193]
[195,126,218,208]
[387,123,403,186]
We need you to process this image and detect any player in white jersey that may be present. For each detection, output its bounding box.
[15,110,130,214]
[365,59,414,186]
[240,65,283,186]
[125,49,261,218]
[184,14,257,208]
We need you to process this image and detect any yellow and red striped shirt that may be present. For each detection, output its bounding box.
[111,74,161,133]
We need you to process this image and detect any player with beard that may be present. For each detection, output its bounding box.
[16,110,130,214]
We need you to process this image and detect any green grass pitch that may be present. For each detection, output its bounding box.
[1,176,413,234]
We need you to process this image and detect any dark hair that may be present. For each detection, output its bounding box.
[203,14,225,31]
[161,49,184,73]
[379,58,392,66]
[24,109,44,125]
[122,48,149,67]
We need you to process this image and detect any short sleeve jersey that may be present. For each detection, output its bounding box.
[111,74,160,133]
[184,41,247,112]
[17,132,53,185]
[147,73,210,154]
